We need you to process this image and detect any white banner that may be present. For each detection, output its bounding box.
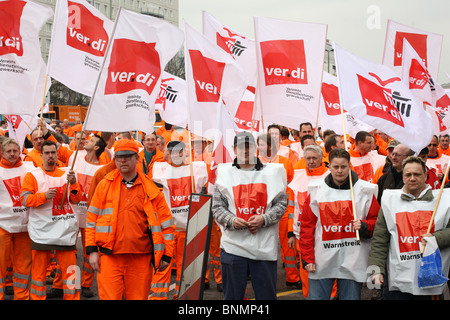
[155,71,188,129]
[319,71,374,138]
[335,42,433,154]
[202,11,260,132]
[83,9,184,134]
[184,22,246,141]
[383,19,443,80]
[0,0,53,116]
[254,16,327,130]
[47,0,113,96]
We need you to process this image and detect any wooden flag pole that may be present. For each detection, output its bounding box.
[59,130,84,210]
[58,8,122,210]
[420,163,450,254]
[334,41,360,241]
[37,73,49,136]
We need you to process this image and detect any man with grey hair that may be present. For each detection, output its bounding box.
[376,144,415,203]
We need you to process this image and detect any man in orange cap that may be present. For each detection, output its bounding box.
[85,139,174,300]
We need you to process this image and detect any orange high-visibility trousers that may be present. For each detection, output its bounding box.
[173,231,186,299]
[31,249,79,300]
[79,228,95,288]
[279,214,300,283]
[149,231,185,300]
[205,221,222,286]
[0,228,32,300]
[97,253,152,300]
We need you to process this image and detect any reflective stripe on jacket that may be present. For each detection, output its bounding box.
[85,169,174,269]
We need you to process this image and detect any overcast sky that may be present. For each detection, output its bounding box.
[179,0,450,84]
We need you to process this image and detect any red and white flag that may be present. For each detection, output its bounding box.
[202,11,260,132]
[382,19,443,80]
[254,16,327,130]
[335,42,433,154]
[207,100,236,194]
[184,22,246,141]
[83,9,184,134]
[0,0,53,116]
[5,114,54,151]
[155,71,188,129]
[319,71,374,138]
[47,0,113,96]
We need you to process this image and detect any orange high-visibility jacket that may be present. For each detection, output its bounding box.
[85,169,175,270]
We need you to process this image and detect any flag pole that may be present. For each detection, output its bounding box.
[420,163,450,254]
[184,29,195,193]
[334,42,360,241]
[37,73,49,136]
[59,8,122,210]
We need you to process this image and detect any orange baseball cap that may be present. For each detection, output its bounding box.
[114,139,139,156]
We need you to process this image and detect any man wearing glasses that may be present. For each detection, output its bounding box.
[426,135,450,182]
[85,139,174,300]
[376,144,414,203]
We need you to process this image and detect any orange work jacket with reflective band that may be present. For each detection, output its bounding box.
[85,169,175,270]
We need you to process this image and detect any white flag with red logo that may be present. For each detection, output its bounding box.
[83,9,184,134]
[155,71,188,128]
[184,22,246,141]
[5,114,54,151]
[207,100,236,194]
[0,0,53,116]
[202,11,260,133]
[254,16,327,130]
[319,71,374,138]
[383,19,443,80]
[47,0,113,97]
[335,43,433,154]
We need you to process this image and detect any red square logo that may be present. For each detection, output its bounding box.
[357,74,404,127]
[233,183,267,221]
[105,39,161,95]
[408,59,430,90]
[52,185,74,216]
[0,1,25,57]
[66,1,109,57]
[189,49,225,103]
[3,176,22,207]
[394,32,428,67]
[167,176,192,208]
[322,82,341,116]
[396,210,434,253]
[319,200,356,241]
[260,39,308,86]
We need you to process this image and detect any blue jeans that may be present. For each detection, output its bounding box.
[220,250,277,300]
[308,278,362,300]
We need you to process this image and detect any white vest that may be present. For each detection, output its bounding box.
[426,154,449,176]
[351,151,385,183]
[0,162,35,233]
[72,158,103,228]
[307,178,378,282]
[288,168,329,238]
[152,161,208,232]
[27,167,79,247]
[381,189,450,295]
[214,163,287,261]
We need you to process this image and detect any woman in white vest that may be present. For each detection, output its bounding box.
[0,138,35,300]
[369,156,450,299]
[299,148,380,300]
[212,131,287,300]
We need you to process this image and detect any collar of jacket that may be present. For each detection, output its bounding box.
[105,168,161,200]
[232,157,264,171]
[401,185,433,201]
[324,169,359,190]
